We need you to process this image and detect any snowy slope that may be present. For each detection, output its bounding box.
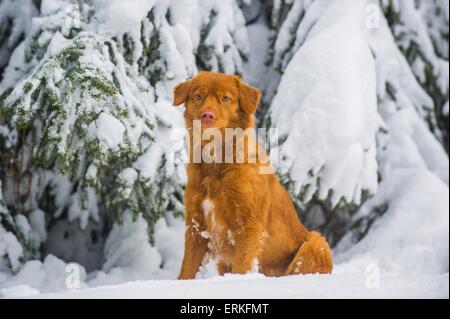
[5,273,448,299]
[1,245,448,299]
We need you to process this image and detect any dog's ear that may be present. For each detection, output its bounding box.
[238,80,262,115]
[173,80,192,106]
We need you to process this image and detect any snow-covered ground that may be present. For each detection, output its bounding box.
[1,213,448,300]
[1,214,448,299]
[3,272,447,299]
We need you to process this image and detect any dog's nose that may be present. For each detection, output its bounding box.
[200,111,215,122]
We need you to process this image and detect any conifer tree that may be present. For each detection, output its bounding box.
[0,0,249,271]
[381,0,449,151]
[263,0,449,244]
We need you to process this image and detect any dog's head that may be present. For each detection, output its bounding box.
[173,72,261,130]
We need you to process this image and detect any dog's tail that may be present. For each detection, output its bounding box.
[286,231,333,275]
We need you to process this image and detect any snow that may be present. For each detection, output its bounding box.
[193,0,249,74]
[0,215,185,296]
[242,18,273,98]
[1,207,448,299]
[0,285,41,298]
[95,112,126,150]
[269,0,379,206]
[93,0,157,35]
[272,0,317,71]
[444,101,449,117]
[336,169,449,275]
[46,32,70,56]
[1,202,448,299]
[41,0,67,15]
[1,272,447,299]
[391,0,449,97]
[133,144,163,180]
[102,213,162,274]
[118,168,138,188]
[29,209,47,246]
[378,106,449,185]
[0,255,89,296]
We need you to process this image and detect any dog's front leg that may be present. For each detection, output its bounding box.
[178,216,209,280]
[230,225,265,275]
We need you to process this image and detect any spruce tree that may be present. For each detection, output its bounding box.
[347,0,449,243]
[263,0,449,245]
[0,0,249,271]
[381,0,449,152]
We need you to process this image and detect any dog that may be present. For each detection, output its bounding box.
[173,72,332,279]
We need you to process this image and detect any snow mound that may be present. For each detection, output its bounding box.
[102,213,162,276]
[336,169,449,275]
[269,0,379,206]
[0,255,88,297]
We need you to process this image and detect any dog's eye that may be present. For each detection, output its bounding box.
[222,96,231,103]
[195,94,203,101]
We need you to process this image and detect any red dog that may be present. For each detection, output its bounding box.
[173,72,332,279]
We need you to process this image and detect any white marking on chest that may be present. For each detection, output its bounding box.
[202,198,215,217]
